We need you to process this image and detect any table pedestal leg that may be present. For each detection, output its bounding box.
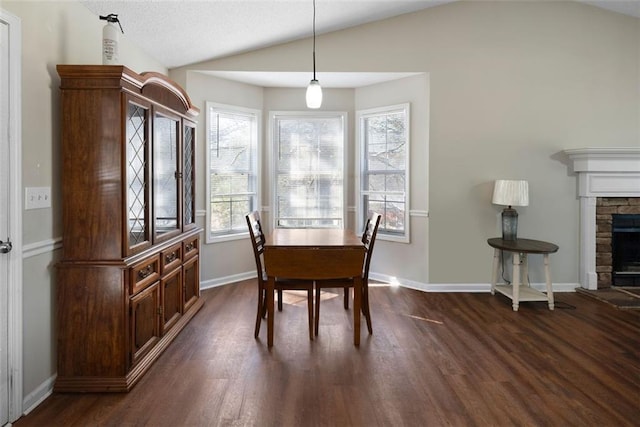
[491,249,500,295]
[512,252,521,312]
[267,276,275,347]
[544,254,555,310]
[353,276,362,346]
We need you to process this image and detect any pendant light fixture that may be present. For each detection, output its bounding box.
[306,0,322,109]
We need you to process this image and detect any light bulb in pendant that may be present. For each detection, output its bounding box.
[306,79,322,109]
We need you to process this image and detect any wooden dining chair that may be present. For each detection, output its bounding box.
[245,211,315,340]
[314,212,382,336]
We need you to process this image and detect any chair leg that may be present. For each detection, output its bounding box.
[344,287,349,309]
[314,287,321,336]
[255,287,265,338]
[277,289,283,311]
[261,292,267,319]
[307,289,314,340]
[363,285,372,335]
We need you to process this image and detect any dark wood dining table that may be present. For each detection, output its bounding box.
[263,228,366,347]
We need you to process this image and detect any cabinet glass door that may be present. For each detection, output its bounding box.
[153,110,180,241]
[126,97,151,253]
[183,121,196,229]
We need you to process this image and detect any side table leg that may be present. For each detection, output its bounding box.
[491,248,500,295]
[544,254,555,310]
[512,252,521,311]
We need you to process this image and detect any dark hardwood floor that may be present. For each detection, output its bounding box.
[14,280,640,426]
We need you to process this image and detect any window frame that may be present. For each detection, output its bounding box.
[205,102,261,243]
[356,103,411,243]
[269,110,348,230]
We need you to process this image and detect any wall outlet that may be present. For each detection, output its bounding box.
[25,187,51,210]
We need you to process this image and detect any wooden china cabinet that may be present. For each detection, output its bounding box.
[55,65,203,392]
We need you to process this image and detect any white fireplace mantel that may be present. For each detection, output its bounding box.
[565,147,640,289]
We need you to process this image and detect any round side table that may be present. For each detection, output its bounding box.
[487,238,559,311]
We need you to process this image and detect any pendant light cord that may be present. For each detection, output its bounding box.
[312,0,317,81]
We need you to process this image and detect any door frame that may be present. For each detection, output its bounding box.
[1,7,23,423]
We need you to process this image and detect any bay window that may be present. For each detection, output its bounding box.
[206,102,260,242]
[270,112,347,228]
[357,104,410,242]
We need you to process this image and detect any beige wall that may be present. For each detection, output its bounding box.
[176,1,639,285]
[3,0,166,404]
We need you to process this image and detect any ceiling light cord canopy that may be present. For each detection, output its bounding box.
[306,0,322,109]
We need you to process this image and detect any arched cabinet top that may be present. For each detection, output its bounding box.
[57,64,199,119]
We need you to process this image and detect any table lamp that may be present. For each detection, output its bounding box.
[492,180,529,241]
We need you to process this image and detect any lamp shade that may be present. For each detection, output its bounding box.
[492,180,529,207]
[306,79,322,109]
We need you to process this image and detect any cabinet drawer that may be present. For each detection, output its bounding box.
[130,255,161,295]
[183,235,199,260]
[161,243,182,274]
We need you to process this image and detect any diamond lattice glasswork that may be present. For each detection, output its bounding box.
[127,103,147,247]
[184,126,194,225]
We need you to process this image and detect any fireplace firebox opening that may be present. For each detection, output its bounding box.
[612,214,640,287]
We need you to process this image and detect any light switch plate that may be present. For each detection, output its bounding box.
[25,187,51,209]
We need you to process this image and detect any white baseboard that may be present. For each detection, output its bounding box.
[200,271,257,290]
[206,271,579,294]
[368,272,579,293]
[22,374,55,416]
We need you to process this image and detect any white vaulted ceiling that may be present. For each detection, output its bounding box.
[81,0,640,70]
[81,0,457,69]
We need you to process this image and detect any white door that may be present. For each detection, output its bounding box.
[0,8,22,425]
[0,16,9,425]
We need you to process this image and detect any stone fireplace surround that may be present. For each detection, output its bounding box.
[565,148,640,290]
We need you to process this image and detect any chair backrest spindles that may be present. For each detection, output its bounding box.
[246,211,266,286]
[362,213,382,281]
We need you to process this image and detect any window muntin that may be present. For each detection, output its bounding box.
[358,104,410,242]
[206,102,260,242]
[271,112,346,229]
